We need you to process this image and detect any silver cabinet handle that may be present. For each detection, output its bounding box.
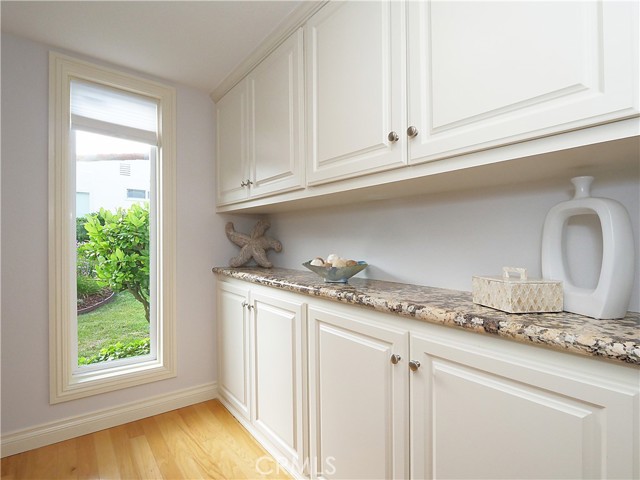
[407,126,419,138]
[409,360,421,371]
[247,304,254,311]
[390,354,401,364]
[387,131,399,143]
[241,301,248,308]
[240,179,254,187]
[240,181,247,187]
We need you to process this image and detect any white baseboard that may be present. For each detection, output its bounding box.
[1,382,218,458]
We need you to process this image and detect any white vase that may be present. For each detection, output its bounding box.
[541,176,635,319]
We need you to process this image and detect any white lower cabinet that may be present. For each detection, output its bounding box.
[217,279,307,476]
[410,329,639,479]
[217,281,251,419]
[217,280,639,479]
[307,305,409,479]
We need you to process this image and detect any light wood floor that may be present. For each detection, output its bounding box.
[1,399,292,479]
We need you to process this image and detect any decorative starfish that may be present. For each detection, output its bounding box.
[225,220,282,268]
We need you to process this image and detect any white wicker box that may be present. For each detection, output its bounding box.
[472,267,563,313]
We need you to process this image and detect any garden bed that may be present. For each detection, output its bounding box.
[77,289,114,314]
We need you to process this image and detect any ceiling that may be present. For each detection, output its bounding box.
[1,1,302,93]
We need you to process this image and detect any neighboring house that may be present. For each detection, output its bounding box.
[76,155,151,216]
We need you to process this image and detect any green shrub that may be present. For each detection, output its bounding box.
[76,215,91,243]
[78,338,150,365]
[77,274,103,298]
[80,203,150,322]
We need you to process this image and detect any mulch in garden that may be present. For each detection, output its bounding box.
[77,289,114,313]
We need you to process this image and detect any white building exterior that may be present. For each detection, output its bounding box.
[76,158,151,216]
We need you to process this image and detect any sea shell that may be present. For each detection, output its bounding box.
[346,259,357,267]
[310,257,325,266]
[332,258,348,268]
[326,253,339,264]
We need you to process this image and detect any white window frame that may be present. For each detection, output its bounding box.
[49,52,176,403]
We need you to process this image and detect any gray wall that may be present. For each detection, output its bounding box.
[268,170,639,312]
[0,33,257,434]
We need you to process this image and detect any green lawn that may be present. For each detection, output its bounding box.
[77,291,149,360]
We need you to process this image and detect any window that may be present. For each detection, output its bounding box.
[127,188,147,199]
[49,52,176,403]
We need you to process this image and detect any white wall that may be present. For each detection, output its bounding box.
[268,175,640,313]
[0,33,258,435]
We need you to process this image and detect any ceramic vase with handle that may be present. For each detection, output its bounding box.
[541,176,635,319]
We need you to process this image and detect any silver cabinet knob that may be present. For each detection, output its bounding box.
[240,181,247,187]
[240,179,254,187]
[387,131,399,143]
[407,126,419,138]
[390,354,401,364]
[241,301,248,308]
[409,360,421,371]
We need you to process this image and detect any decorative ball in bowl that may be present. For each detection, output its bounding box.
[302,260,368,283]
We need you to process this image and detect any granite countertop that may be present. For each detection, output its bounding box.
[212,267,640,366]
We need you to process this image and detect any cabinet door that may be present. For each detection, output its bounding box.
[305,1,406,186]
[308,305,408,479]
[247,29,305,199]
[251,291,306,472]
[407,1,639,164]
[410,332,639,479]
[217,281,250,419]
[216,81,248,205]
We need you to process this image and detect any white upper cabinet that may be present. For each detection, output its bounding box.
[216,80,248,205]
[407,0,640,164]
[305,1,406,186]
[216,29,304,205]
[214,0,638,211]
[247,28,305,198]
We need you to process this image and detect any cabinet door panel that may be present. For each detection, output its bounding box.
[410,332,638,479]
[308,306,408,479]
[251,292,306,471]
[217,282,250,419]
[408,1,639,164]
[216,82,248,204]
[248,28,304,198]
[306,1,405,185]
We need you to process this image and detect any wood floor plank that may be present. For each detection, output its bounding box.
[129,436,162,479]
[1,400,290,480]
[0,452,22,480]
[25,442,59,479]
[153,410,212,479]
[73,434,99,480]
[54,437,78,479]
[109,425,139,479]
[93,429,120,479]
[178,405,248,478]
[125,421,145,439]
[139,416,186,480]
[162,409,227,479]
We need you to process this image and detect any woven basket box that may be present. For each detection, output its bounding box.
[472,267,563,314]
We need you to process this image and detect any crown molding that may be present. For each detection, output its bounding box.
[210,1,328,102]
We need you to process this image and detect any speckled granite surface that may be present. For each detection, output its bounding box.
[212,267,640,366]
